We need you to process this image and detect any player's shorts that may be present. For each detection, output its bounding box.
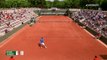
[40,43,45,45]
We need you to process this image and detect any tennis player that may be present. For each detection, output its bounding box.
[39,37,47,48]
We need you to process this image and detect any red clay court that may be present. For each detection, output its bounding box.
[0,16,107,60]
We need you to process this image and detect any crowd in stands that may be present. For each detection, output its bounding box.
[0,8,38,37]
[72,9,107,37]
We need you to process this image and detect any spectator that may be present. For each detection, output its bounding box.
[9,56,15,60]
[0,8,38,37]
[72,9,107,37]
[94,56,100,60]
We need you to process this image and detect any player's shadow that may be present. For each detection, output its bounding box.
[38,43,46,48]
[38,43,41,47]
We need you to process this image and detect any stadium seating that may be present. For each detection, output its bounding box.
[0,8,38,37]
[72,9,107,37]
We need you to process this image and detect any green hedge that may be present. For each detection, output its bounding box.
[100,36,107,44]
[85,27,98,36]
[74,20,85,26]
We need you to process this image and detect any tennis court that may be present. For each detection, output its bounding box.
[0,16,107,60]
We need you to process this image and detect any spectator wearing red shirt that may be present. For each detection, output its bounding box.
[95,33,101,39]
[94,56,100,60]
[9,56,15,60]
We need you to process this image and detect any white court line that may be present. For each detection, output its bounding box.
[67,17,73,21]
[68,17,83,39]
[83,29,107,48]
[36,16,41,22]
[0,25,27,48]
